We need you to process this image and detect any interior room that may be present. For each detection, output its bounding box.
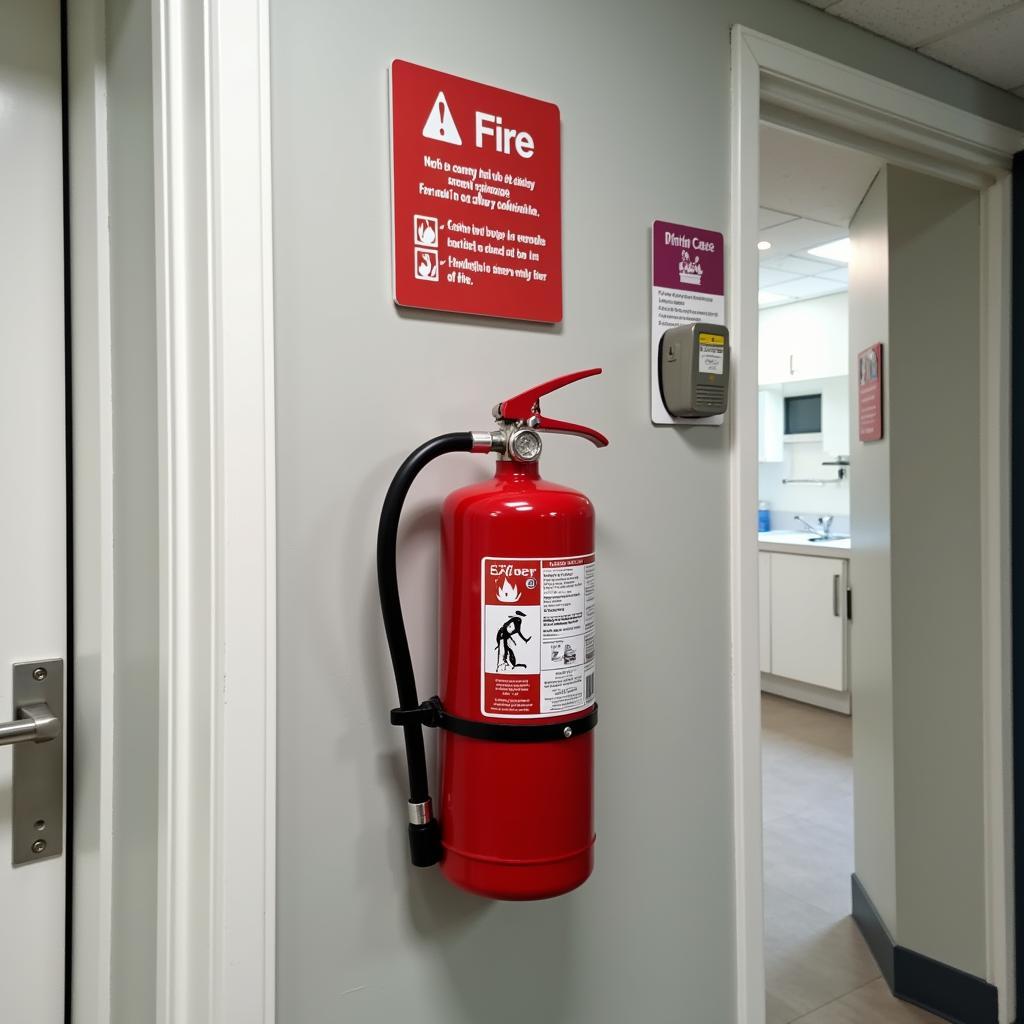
[757,126,885,1023]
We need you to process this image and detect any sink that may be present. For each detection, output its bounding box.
[808,534,849,542]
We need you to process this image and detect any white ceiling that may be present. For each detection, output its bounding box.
[798,0,1024,95]
[758,124,882,307]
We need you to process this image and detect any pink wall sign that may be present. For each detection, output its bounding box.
[858,343,883,442]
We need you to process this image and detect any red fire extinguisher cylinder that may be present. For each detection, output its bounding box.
[378,369,607,900]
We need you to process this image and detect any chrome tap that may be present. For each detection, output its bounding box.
[794,514,834,539]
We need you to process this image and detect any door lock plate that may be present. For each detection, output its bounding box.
[12,660,63,865]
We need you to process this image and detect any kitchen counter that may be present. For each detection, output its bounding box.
[758,530,850,559]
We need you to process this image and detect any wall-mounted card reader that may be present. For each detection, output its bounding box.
[658,323,730,418]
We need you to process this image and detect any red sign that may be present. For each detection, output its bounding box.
[389,60,562,323]
[858,343,883,441]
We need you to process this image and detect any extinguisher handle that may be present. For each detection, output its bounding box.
[533,415,609,448]
[496,367,608,447]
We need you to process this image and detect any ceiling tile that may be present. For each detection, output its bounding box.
[760,124,880,227]
[774,277,848,300]
[759,207,797,230]
[758,218,847,260]
[759,268,803,287]
[759,290,794,308]
[816,267,850,284]
[921,5,1024,90]
[825,0,1015,48]
[763,255,840,275]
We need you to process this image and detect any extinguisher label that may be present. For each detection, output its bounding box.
[480,554,596,718]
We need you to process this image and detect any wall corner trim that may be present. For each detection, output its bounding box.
[151,0,276,1022]
[852,875,999,1024]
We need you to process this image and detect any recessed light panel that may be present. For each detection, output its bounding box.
[806,237,851,263]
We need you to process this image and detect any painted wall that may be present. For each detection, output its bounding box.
[849,169,898,936]
[269,1,1023,1020]
[849,166,986,978]
[887,167,985,975]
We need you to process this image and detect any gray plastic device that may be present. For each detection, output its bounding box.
[658,322,730,418]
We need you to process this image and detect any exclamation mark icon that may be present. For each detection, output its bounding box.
[422,91,461,145]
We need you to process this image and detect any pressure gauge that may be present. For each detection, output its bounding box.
[508,427,543,462]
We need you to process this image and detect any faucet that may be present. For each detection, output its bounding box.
[794,514,834,539]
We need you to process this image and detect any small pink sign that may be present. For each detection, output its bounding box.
[858,343,883,442]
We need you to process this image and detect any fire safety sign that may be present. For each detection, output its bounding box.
[389,59,563,323]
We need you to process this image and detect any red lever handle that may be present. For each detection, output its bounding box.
[496,367,608,448]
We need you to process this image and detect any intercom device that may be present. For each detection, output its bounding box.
[658,323,730,418]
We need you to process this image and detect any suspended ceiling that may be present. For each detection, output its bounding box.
[797,0,1024,94]
[758,124,882,307]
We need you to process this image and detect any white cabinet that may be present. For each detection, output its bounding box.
[758,553,772,673]
[758,389,784,463]
[762,553,847,691]
[759,295,849,385]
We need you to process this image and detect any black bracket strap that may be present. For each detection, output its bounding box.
[391,697,598,743]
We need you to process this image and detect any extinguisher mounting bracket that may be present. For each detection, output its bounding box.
[494,368,609,448]
[391,697,598,743]
[390,698,443,729]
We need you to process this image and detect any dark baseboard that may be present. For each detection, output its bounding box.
[850,875,998,1024]
[851,873,895,989]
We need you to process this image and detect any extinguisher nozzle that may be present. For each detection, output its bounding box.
[408,820,442,867]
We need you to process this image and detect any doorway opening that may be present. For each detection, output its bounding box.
[730,27,1017,1024]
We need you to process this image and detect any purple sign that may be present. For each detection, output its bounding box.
[652,220,724,296]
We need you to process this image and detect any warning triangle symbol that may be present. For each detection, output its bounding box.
[422,91,462,146]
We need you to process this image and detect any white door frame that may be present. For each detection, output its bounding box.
[150,1,276,1022]
[729,26,1022,1024]
[68,0,276,1020]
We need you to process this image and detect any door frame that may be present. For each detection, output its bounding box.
[150,2,277,1022]
[729,26,1022,1024]
[67,1,277,1021]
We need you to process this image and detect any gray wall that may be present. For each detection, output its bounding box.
[888,167,984,974]
[849,169,898,935]
[850,166,986,977]
[270,2,1023,1020]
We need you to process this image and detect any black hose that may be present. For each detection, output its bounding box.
[377,432,474,866]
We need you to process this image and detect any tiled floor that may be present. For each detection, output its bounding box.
[762,694,943,1023]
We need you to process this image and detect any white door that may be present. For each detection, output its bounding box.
[0,0,68,1019]
[770,554,847,691]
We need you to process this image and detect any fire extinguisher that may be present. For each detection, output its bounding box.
[377,368,607,900]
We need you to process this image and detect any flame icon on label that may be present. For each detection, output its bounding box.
[496,576,521,603]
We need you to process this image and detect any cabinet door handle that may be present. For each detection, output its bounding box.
[832,574,840,617]
[789,354,794,376]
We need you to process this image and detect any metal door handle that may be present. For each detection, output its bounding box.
[0,702,60,747]
[5,660,64,864]
[832,574,841,616]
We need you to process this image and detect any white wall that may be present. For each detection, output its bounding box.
[266,2,1024,1021]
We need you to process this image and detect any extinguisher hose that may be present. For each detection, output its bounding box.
[377,432,474,866]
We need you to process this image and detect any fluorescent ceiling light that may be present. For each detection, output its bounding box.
[757,240,772,251]
[807,237,851,263]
